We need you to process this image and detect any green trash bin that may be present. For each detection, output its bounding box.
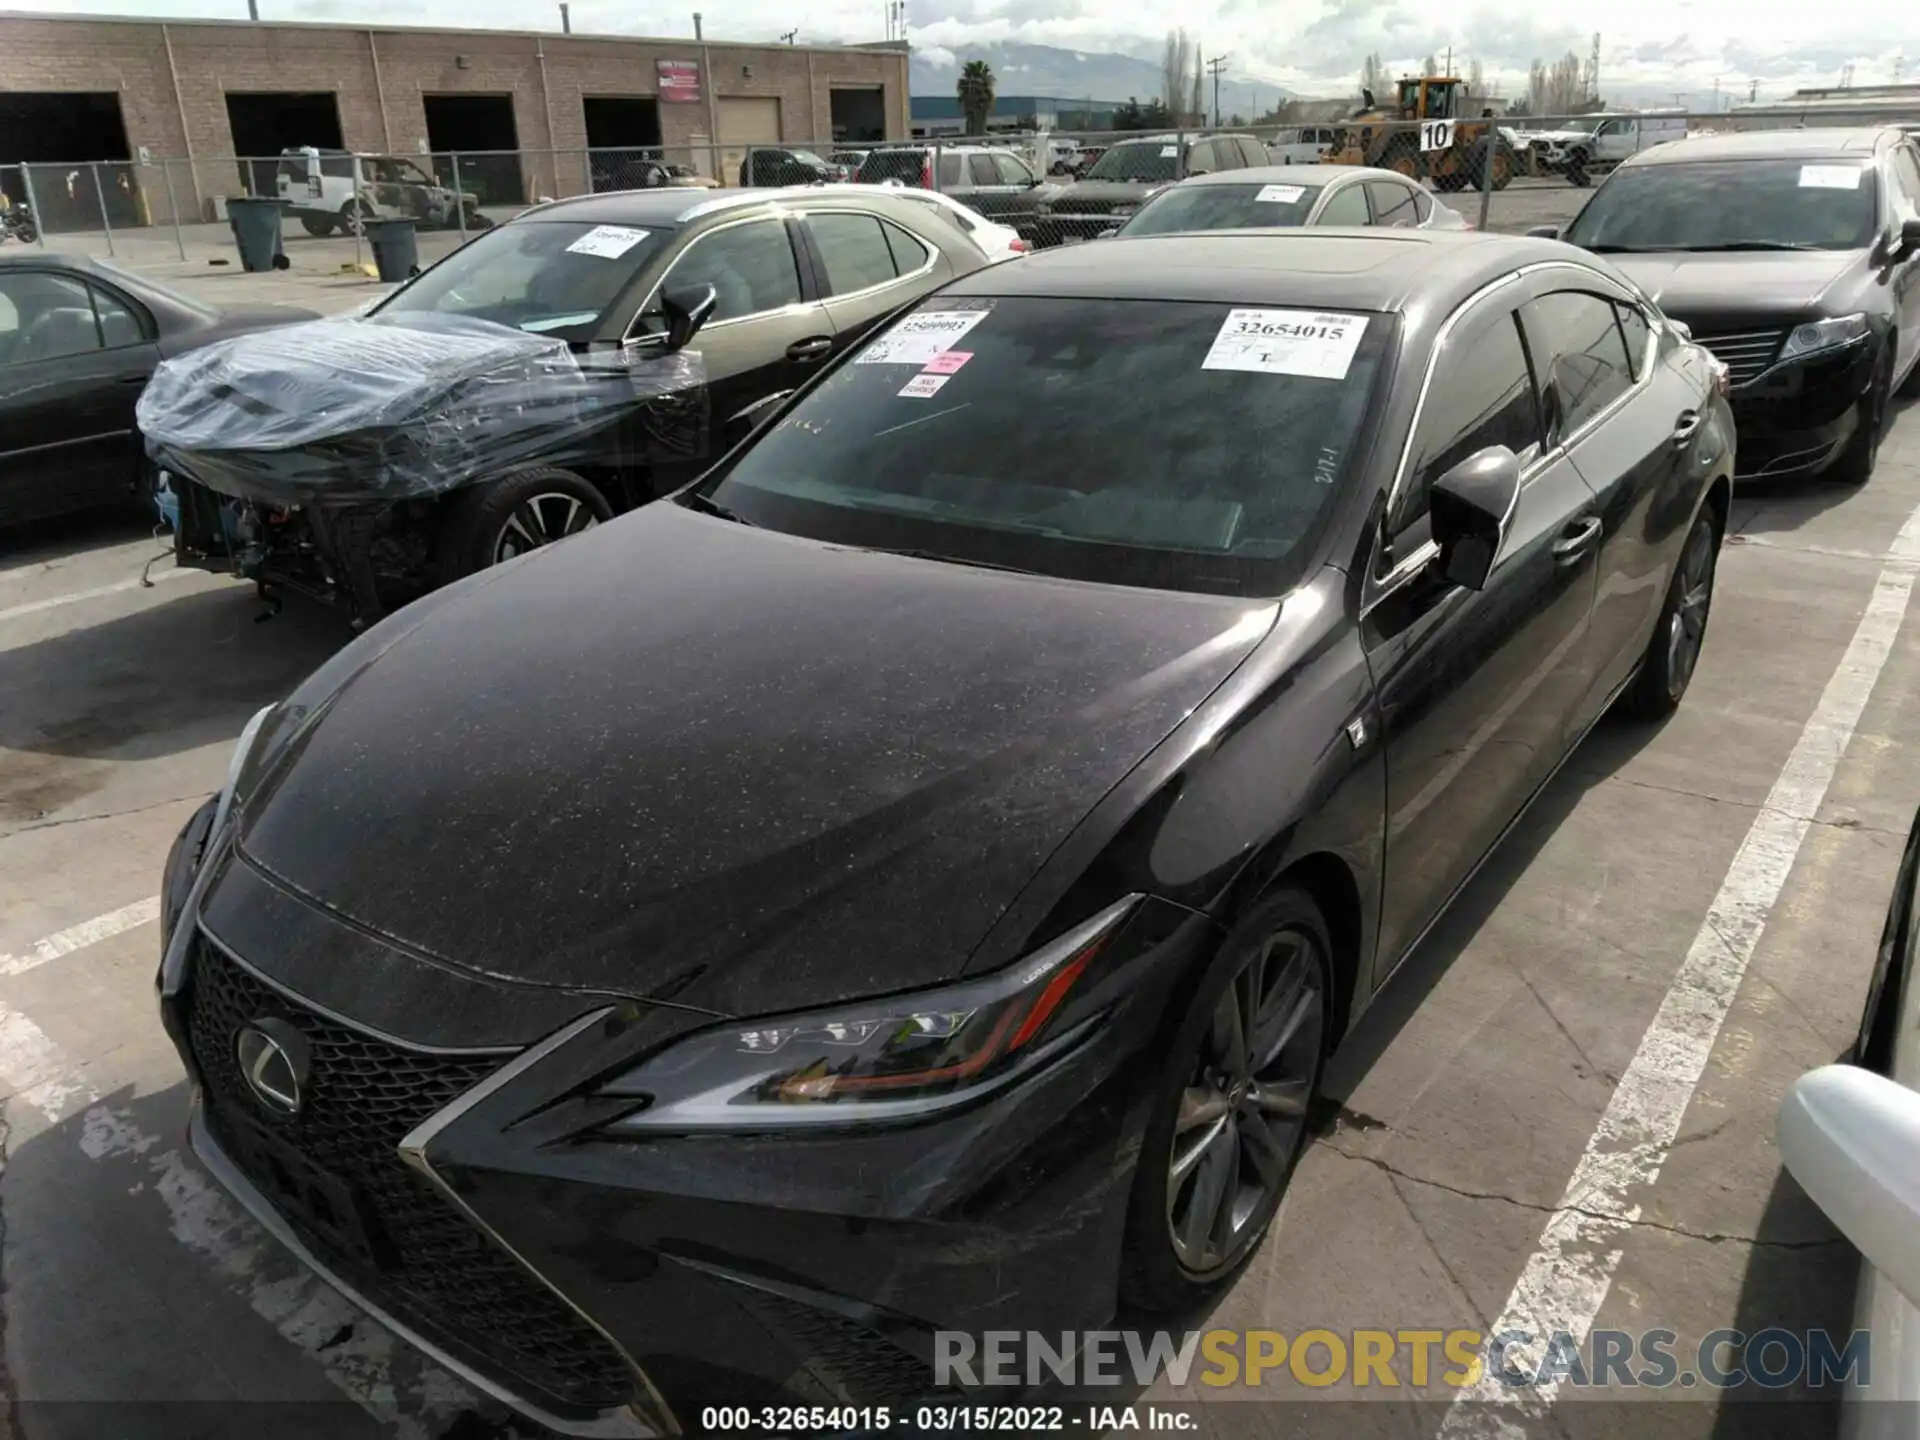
[226,197,287,273]
[365,219,420,284]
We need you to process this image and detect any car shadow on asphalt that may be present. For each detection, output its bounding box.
[0,583,350,766]
[4,1078,534,1438]
[0,507,158,575]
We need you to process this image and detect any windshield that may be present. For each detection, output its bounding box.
[1085,142,1178,183]
[1564,159,1879,252]
[373,219,672,340]
[1121,182,1324,236]
[698,296,1390,597]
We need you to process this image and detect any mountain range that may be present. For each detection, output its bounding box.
[908,42,1288,121]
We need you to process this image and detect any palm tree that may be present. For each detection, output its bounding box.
[957,60,996,137]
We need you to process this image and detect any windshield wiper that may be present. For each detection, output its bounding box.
[1581,243,1660,253]
[1671,241,1825,253]
[858,546,1045,576]
[681,491,757,526]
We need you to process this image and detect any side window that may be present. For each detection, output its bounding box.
[1392,308,1541,543]
[1187,139,1218,173]
[91,285,145,348]
[667,219,803,323]
[881,219,933,274]
[1519,290,1636,441]
[991,153,1034,187]
[1613,300,1652,381]
[1365,180,1421,228]
[808,213,897,294]
[0,272,104,364]
[1892,147,1920,215]
[966,154,1000,187]
[936,154,963,189]
[320,156,356,179]
[1240,139,1268,167]
[1316,184,1370,226]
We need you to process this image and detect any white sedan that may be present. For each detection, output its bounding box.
[1779,806,1920,1434]
[805,181,1031,262]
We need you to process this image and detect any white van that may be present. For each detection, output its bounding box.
[1269,126,1342,164]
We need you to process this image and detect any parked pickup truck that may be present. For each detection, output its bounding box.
[1518,112,1687,186]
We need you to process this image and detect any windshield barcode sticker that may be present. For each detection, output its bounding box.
[1254,184,1306,204]
[1799,165,1864,190]
[565,225,650,258]
[855,309,991,365]
[1202,308,1368,380]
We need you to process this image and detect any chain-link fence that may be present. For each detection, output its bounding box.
[4,105,1915,277]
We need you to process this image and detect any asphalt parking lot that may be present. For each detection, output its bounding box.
[4,241,1914,1440]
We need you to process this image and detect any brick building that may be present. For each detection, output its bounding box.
[0,11,908,222]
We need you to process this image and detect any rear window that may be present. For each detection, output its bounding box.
[856,150,926,185]
[700,296,1392,597]
[1121,182,1324,236]
[1564,158,1879,252]
[1085,142,1179,183]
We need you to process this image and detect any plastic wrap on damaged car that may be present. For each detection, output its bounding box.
[136,311,708,504]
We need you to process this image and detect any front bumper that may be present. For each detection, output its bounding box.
[1726,337,1880,481]
[159,817,1207,1428]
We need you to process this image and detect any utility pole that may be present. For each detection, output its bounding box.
[558,2,570,31]
[1749,78,1758,102]
[779,27,796,42]
[1206,54,1231,127]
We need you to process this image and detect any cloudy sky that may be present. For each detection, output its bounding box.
[8,0,1919,101]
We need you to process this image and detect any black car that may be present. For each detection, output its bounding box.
[1548,126,1920,484]
[1033,132,1270,245]
[145,186,989,624]
[158,230,1732,1434]
[738,147,836,187]
[854,143,1050,233]
[0,253,312,528]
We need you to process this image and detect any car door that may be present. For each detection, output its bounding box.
[0,268,157,527]
[627,213,829,488]
[1311,181,1371,227]
[800,208,948,353]
[1887,145,1920,387]
[1363,287,1602,982]
[1517,281,1685,726]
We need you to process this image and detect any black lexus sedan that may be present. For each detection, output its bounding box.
[1547,126,1920,484]
[157,230,1733,1435]
[0,252,313,528]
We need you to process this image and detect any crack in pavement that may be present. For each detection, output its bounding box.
[1320,1144,1843,1251]
[0,792,209,841]
[1565,769,1905,838]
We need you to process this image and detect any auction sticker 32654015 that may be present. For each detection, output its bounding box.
[1201,308,1368,380]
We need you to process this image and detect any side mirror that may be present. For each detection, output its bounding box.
[1894,216,1920,261]
[1187,168,1211,178]
[1667,318,1693,342]
[1429,445,1521,591]
[1526,224,1559,239]
[1779,1066,1920,1308]
[661,283,718,352]
[1097,227,1120,239]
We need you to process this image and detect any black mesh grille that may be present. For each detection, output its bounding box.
[186,936,636,1415]
[1049,197,1119,216]
[1695,326,1787,387]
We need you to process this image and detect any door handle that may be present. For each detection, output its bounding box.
[786,336,834,362]
[1552,515,1603,563]
[1672,409,1703,448]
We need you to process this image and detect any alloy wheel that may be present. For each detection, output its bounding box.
[1165,926,1326,1275]
[1665,520,1716,700]
[491,492,600,564]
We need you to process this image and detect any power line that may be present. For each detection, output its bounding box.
[1205,53,1231,127]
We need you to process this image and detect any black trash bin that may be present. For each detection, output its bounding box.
[226,196,288,273]
[365,218,420,284]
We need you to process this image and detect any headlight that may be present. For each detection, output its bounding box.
[597,894,1141,1132]
[1779,313,1869,364]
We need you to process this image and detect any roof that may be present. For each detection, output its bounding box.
[938,229,1570,310]
[1178,164,1398,188]
[517,186,948,228]
[1625,127,1896,166]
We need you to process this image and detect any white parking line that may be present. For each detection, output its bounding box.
[0,896,160,979]
[1440,501,1920,1434]
[0,1003,101,1122]
[0,566,197,625]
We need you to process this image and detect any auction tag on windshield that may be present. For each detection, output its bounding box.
[855,308,990,365]
[1202,308,1368,380]
[566,224,650,258]
[1800,165,1864,190]
[899,374,951,398]
[1159,145,1179,158]
[922,350,972,374]
[1254,184,1306,204]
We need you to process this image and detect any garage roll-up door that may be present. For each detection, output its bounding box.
[718,97,782,183]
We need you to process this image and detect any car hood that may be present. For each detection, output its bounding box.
[236,503,1275,1017]
[1606,250,1861,318]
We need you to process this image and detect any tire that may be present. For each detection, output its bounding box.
[1898,341,1920,399]
[1566,150,1591,187]
[464,209,495,231]
[433,467,613,584]
[300,214,335,237]
[339,199,370,237]
[1828,354,1892,485]
[1620,507,1720,721]
[1119,887,1333,1312]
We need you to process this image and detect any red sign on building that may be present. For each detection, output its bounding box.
[657,59,703,103]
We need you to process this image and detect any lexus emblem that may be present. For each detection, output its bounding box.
[234,1018,310,1117]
